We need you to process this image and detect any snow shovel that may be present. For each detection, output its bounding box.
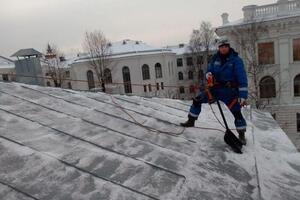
[216,99,243,154]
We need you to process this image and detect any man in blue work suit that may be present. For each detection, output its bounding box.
[180,37,248,145]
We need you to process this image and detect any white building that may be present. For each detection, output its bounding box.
[216,0,300,149]
[0,55,15,82]
[71,40,179,98]
[70,40,215,100]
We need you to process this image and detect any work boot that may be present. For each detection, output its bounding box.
[180,115,196,127]
[238,130,247,145]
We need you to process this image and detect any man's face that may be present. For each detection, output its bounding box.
[219,45,230,55]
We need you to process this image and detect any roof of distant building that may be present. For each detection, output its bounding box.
[0,55,15,69]
[74,39,173,63]
[11,48,43,57]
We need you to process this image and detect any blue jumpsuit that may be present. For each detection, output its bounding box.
[189,48,248,131]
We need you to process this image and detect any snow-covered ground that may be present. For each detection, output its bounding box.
[0,82,299,200]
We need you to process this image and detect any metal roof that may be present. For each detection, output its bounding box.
[11,48,43,57]
[0,82,299,200]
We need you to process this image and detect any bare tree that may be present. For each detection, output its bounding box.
[83,30,112,92]
[189,21,217,85]
[230,22,272,109]
[44,43,67,88]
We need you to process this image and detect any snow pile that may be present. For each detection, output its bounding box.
[0,82,299,200]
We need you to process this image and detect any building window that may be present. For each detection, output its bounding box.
[161,82,164,90]
[104,68,112,83]
[177,58,183,67]
[144,85,147,92]
[197,56,204,65]
[87,70,95,90]
[179,86,185,94]
[178,72,183,80]
[297,113,300,132]
[2,74,9,81]
[68,82,72,89]
[294,38,300,61]
[156,83,159,90]
[122,66,132,94]
[259,76,276,98]
[199,69,204,79]
[155,63,163,78]
[187,57,193,66]
[272,113,276,120]
[148,84,152,92]
[65,71,70,78]
[142,64,150,80]
[46,81,51,86]
[294,74,300,96]
[188,71,194,80]
[258,42,275,65]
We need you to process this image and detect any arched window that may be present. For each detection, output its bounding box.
[178,72,183,80]
[155,63,163,78]
[188,71,194,80]
[142,64,150,80]
[87,70,95,90]
[104,68,112,83]
[294,74,300,96]
[122,67,132,93]
[259,76,276,98]
[46,81,51,87]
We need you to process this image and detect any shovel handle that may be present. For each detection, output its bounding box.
[216,100,230,130]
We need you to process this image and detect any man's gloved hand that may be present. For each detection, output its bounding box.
[238,98,247,107]
[206,72,212,80]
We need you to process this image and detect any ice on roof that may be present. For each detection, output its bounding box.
[0,82,299,200]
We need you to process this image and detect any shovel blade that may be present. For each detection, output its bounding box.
[224,130,243,154]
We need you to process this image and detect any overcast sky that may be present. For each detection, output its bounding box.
[0,0,276,57]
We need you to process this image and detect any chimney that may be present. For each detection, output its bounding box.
[242,5,257,22]
[221,13,229,25]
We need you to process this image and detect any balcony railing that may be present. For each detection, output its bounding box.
[243,0,300,22]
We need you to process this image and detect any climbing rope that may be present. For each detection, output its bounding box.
[109,95,230,135]
[110,95,186,135]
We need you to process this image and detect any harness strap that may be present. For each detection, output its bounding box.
[227,98,238,110]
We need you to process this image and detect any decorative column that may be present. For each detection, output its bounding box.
[242,5,257,22]
[278,37,292,104]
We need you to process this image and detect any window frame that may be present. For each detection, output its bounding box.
[186,57,193,66]
[188,71,194,80]
[293,38,300,62]
[155,63,163,78]
[142,64,150,80]
[177,58,183,67]
[294,74,300,97]
[258,41,275,65]
[259,76,276,98]
[178,72,183,81]
[297,113,300,132]
[179,86,185,94]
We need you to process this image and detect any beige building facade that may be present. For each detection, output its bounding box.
[216,0,300,149]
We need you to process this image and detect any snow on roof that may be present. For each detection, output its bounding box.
[166,44,217,56]
[166,44,191,55]
[0,55,15,69]
[0,82,299,200]
[75,40,173,64]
